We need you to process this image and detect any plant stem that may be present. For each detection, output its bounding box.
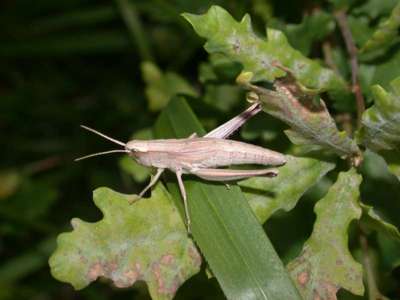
[23,156,62,176]
[115,0,153,62]
[359,234,387,300]
[322,41,339,74]
[334,10,365,129]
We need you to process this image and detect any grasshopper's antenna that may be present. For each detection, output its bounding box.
[80,125,126,147]
[75,149,129,161]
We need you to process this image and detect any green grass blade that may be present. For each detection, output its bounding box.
[153,97,301,300]
[115,0,153,61]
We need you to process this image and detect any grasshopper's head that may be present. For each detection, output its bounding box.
[125,140,149,154]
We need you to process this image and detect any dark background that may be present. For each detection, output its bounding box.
[1,1,399,299]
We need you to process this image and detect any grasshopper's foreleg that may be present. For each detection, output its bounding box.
[175,169,191,234]
[129,168,164,204]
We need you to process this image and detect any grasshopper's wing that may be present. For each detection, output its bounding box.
[191,168,278,181]
[205,102,261,139]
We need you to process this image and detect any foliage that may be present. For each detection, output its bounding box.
[183,6,347,95]
[50,184,201,299]
[287,169,364,299]
[1,1,400,300]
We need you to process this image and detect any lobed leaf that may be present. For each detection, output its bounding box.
[239,155,335,223]
[360,203,400,241]
[283,11,335,56]
[49,183,201,300]
[379,150,400,182]
[353,0,399,19]
[183,5,347,94]
[358,76,400,152]
[361,2,400,54]
[384,158,400,181]
[287,168,364,299]
[250,83,360,157]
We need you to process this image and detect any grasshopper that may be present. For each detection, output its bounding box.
[76,103,286,232]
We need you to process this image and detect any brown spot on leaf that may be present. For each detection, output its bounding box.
[109,261,118,272]
[232,39,241,53]
[135,262,141,273]
[87,262,104,281]
[152,263,165,294]
[313,289,322,300]
[297,271,309,286]
[336,259,343,266]
[161,254,174,265]
[188,245,202,267]
[322,281,339,300]
[124,269,139,282]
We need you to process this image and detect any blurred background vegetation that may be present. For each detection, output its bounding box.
[1,0,399,299]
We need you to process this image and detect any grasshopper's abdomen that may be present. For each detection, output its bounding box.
[198,139,286,168]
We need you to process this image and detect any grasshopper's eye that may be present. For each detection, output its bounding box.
[126,141,148,152]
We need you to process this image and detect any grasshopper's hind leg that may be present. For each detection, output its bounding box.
[175,170,191,234]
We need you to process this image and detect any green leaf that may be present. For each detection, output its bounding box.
[287,168,364,298]
[203,84,242,112]
[183,5,347,94]
[381,150,400,181]
[361,150,398,181]
[361,2,400,53]
[353,0,399,19]
[284,11,335,56]
[358,76,400,152]
[377,232,400,271]
[238,156,335,223]
[251,84,360,157]
[49,183,201,299]
[141,61,198,111]
[360,203,400,241]
[348,15,375,47]
[154,96,302,300]
[198,54,242,83]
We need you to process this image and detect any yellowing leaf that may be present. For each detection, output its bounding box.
[251,84,360,157]
[287,168,364,299]
[49,183,201,299]
[183,6,347,94]
[239,155,335,223]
